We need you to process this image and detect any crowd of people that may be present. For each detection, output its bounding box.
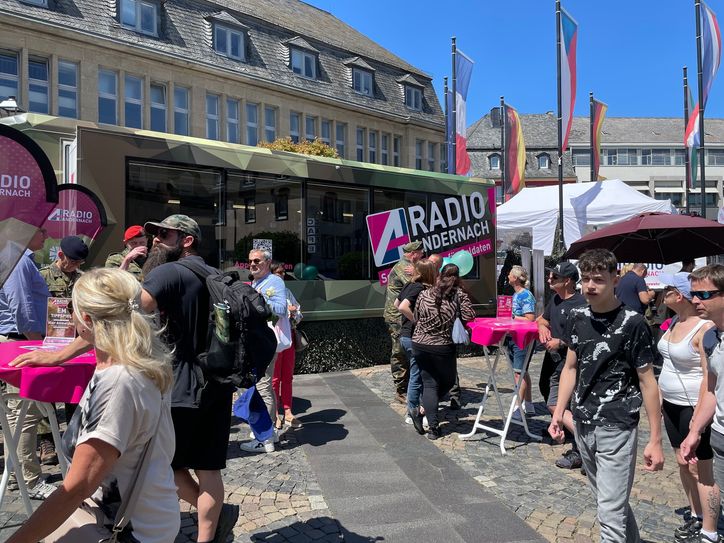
[3,215,724,543]
[0,215,306,542]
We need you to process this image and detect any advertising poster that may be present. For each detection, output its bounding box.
[44,297,76,347]
[0,124,59,287]
[38,184,108,267]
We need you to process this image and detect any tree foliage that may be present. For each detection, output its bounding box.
[258,137,339,158]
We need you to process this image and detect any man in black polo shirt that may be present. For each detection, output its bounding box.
[538,261,586,470]
[616,263,655,315]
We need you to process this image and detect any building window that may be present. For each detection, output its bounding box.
[173,86,189,136]
[415,139,423,170]
[537,153,550,169]
[321,119,331,145]
[604,148,637,166]
[150,83,166,132]
[213,24,244,61]
[689,192,719,207]
[246,102,258,146]
[356,127,365,162]
[305,115,317,141]
[124,74,143,129]
[98,69,118,125]
[264,106,276,142]
[290,48,316,79]
[673,148,686,166]
[369,131,377,163]
[405,85,422,110]
[428,143,436,171]
[120,0,158,36]
[57,60,78,119]
[227,98,240,143]
[707,149,724,166]
[206,93,219,140]
[244,197,256,223]
[352,68,373,96]
[28,58,49,114]
[641,148,671,166]
[393,136,401,166]
[335,122,346,157]
[381,133,389,165]
[571,149,591,166]
[0,52,18,102]
[290,111,300,143]
[274,187,289,221]
[440,144,447,173]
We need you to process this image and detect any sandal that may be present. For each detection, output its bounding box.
[275,416,284,430]
[284,415,302,428]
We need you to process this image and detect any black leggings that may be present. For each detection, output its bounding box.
[415,348,457,428]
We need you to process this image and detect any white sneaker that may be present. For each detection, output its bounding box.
[404,415,413,425]
[249,428,280,443]
[239,438,275,453]
[422,416,429,430]
[27,480,57,500]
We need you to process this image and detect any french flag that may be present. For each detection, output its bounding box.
[559,6,578,151]
[447,50,474,175]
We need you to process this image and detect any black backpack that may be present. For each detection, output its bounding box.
[176,260,277,388]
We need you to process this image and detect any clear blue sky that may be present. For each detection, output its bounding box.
[306,0,724,124]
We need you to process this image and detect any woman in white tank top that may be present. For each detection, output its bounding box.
[657,273,718,541]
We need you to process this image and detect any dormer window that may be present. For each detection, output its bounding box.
[489,153,501,170]
[291,48,316,79]
[120,0,158,36]
[352,68,373,96]
[537,153,550,169]
[22,0,48,6]
[405,86,422,111]
[214,24,245,60]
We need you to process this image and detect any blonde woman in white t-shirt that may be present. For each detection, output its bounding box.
[8,268,180,543]
[657,272,719,543]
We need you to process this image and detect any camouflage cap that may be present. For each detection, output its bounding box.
[144,214,201,241]
[402,240,422,253]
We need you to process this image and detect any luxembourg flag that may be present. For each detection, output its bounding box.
[702,1,722,107]
[447,50,474,176]
[559,6,578,151]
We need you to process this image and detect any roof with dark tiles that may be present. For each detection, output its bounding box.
[569,116,724,145]
[2,0,443,125]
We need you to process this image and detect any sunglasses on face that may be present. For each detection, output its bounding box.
[248,258,265,265]
[550,274,562,281]
[691,289,723,300]
[156,228,178,240]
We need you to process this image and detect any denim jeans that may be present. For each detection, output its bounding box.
[576,422,640,543]
[400,336,421,412]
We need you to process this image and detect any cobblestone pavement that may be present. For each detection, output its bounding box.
[353,351,721,543]
[0,352,719,542]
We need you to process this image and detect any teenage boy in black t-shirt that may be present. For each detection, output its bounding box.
[549,249,664,543]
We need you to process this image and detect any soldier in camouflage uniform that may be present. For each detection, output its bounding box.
[384,240,424,402]
[37,235,88,466]
[39,236,88,299]
[105,225,147,281]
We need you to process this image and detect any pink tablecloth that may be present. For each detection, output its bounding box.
[0,341,96,403]
[469,318,539,348]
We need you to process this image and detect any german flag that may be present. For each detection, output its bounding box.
[504,104,526,200]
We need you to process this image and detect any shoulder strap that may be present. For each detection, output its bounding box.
[111,406,164,533]
[174,258,216,281]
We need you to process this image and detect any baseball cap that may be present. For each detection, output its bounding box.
[144,214,202,241]
[546,261,579,282]
[659,272,692,300]
[123,225,145,243]
[402,240,423,253]
[60,236,89,261]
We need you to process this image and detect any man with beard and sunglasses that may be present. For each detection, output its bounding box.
[10,215,239,543]
[140,214,239,543]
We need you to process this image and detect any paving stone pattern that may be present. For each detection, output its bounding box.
[354,352,722,543]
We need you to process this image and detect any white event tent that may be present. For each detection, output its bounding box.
[497,179,676,256]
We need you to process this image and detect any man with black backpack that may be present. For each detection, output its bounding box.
[141,214,239,543]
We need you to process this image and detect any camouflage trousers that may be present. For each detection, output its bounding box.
[386,321,409,395]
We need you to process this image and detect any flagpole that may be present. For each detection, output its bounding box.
[444,76,450,174]
[684,66,692,215]
[695,0,707,217]
[555,0,565,249]
[589,92,595,181]
[451,37,457,175]
[500,96,506,202]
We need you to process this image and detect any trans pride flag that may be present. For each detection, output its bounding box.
[559,6,578,151]
[447,49,474,175]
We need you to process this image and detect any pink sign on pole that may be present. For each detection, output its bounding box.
[496,296,513,319]
[0,124,58,287]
